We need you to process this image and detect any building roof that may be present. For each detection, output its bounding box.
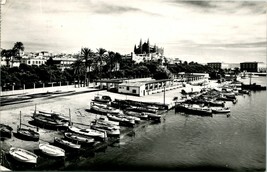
[119,82,145,87]
[240,61,258,64]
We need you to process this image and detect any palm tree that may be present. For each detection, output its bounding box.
[71,58,85,87]
[108,51,115,79]
[96,48,107,79]
[13,42,24,63]
[81,48,94,86]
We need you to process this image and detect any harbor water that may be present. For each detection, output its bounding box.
[63,77,266,171]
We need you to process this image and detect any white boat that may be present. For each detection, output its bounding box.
[9,147,38,164]
[90,123,120,137]
[211,107,231,114]
[91,103,121,114]
[68,126,107,140]
[39,143,65,157]
[96,116,120,126]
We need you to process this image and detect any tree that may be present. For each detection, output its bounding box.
[71,58,85,87]
[13,42,24,63]
[96,48,107,79]
[81,48,94,86]
[1,49,15,67]
[107,51,115,79]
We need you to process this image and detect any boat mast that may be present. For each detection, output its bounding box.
[20,111,22,129]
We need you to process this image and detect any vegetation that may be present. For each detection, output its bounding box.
[1,42,234,91]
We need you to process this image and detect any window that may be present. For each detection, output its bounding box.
[28,61,30,64]
[127,87,129,90]
[132,89,136,93]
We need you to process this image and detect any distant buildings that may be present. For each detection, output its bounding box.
[240,62,258,72]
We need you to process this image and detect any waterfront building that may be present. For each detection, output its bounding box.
[118,78,182,96]
[207,62,229,70]
[240,62,258,72]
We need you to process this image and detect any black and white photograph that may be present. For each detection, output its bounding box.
[0,0,266,171]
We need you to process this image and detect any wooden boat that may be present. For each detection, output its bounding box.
[17,128,39,141]
[32,113,69,129]
[9,147,38,164]
[90,123,120,137]
[37,110,69,121]
[91,103,121,115]
[0,165,11,171]
[95,116,120,126]
[117,113,141,123]
[17,111,39,141]
[211,107,231,114]
[0,124,13,138]
[107,113,135,127]
[54,137,81,150]
[64,132,95,145]
[39,143,65,157]
[124,110,148,120]
[143,112,161,121]
[175,104,212,116]
[126,106,157,114]
[68,126,107,140]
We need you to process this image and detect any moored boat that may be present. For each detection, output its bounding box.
[54,137,81,150]
[64,132,95,145]
[68,125,107,140]
[92,95,112,104]
[9,147,38,164]
[107,113,135,127]
[211,107,231,114]
[0,124,13,138]
[175,103,212,116]
[39,143,65,157]
[124,110,148,120]
[90,103,121,115]
[90,123,120,137]
[32,113,69,129]
[17,127,39,141]
[143,112,161,121]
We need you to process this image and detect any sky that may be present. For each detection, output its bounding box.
[1,0,266,63]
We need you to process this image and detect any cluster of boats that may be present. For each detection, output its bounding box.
[175,83,251,116]
[1,95,165,167]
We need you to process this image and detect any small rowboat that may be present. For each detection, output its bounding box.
[39,143,65,157]
[9,147,38,164]
[54,137,81,150]
[68,126,107,140]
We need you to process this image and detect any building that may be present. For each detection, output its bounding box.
[21,57,46,66]
[118,78,182,96]
[240,62,258,72]
[207,62,230,70]
[207,62,222,70]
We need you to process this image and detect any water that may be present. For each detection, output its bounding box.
[55,77,265,171]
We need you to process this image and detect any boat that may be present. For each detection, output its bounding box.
[64,132,95,145]
[54,137,81,150]
[90,123,120,137]
[143,112,161,121]
[95,116,120,126]
[9,147,38,164]
[17,111,39,141]
[37,110,69,121]
[92,118,120,130]
[68,125,107,140]
[211,107,231,114]
[124,110,148,120]
[117,112,141,123]
[175,103,212,116]
[0,165,11,171]
[238,90,250,94]
[107,113,135,127]
[0,124,13,138]
[39,143,65,157]
[90,103,121,115]
[126,106,157,114]
[32,113,69,129]
[92,95,112,104]
[17,127,39,141]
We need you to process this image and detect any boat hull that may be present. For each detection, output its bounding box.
[39,143,65,157]
[9,147,38,164]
